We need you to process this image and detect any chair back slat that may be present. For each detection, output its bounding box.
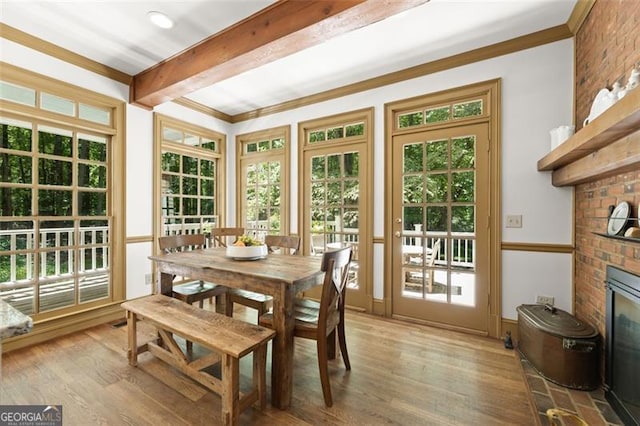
[318,246,352,337]
[210,227,245,247]
[426,238,441,266]
[265,235,300,255]
[159,234,206,253]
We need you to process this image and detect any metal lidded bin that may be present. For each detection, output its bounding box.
[517,304,600,390]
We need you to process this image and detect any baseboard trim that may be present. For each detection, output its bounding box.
[391,313,489,337]
[372,298,385,316]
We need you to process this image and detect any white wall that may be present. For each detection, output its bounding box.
[1,36,574,320]
[502,251,573,315]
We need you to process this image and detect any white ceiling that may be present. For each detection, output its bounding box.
[0,0,577,117]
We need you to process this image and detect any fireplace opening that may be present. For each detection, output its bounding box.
[605,265,640,426]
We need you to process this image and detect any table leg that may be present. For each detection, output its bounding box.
[270,285,295,409]
[158,271,173,296]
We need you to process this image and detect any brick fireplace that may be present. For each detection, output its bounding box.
[573,0,640,378]
[575,172,640,337]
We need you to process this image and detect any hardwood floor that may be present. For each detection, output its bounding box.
[0,304,534,425]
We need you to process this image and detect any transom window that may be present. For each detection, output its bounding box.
[244,136,284,153]
[398,99,484,129]
[162,126,217,152]
[1,80,112,125]
[308,121,364,143]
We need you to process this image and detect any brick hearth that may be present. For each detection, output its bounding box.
[517,352,622,426]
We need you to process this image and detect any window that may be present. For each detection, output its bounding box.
[0,63,125,318]
[155,114,225,238]
[236,126,289,240]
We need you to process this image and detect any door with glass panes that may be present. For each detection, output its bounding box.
[302,145,369,309]
[391,123,489,332]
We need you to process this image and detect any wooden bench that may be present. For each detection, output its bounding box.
[121,294,275,426]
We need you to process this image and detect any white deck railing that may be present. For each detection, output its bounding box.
[401,230,475,268]
[1,226,110,314]
[1,226,109,284]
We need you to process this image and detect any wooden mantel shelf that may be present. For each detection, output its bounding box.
[537,87,640,186]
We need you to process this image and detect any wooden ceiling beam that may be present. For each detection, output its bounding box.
[131,0,429,108]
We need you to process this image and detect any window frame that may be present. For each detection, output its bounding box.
[153,113,226,244]
[0,62,126,323]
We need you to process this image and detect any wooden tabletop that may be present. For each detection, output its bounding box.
[149,247,324,295]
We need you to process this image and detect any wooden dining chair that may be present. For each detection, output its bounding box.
[264,235,301,255]
[225,235,301,319]
[259,245,352,407]
[209,227,245,248]
[158,233,228,308]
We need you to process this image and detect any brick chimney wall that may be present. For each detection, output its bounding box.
[574,1,640,339]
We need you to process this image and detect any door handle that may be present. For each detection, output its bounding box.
[394,231,401,238]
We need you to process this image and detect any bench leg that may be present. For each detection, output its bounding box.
[221,354,240,426]
[253,344,268,410]
[126,310,138,366]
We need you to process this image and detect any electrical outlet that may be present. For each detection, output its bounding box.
[145,273,152,286]
[506,214,522,228]
[536,295,554,306]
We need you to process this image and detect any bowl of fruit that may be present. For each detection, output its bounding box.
[226,235,268,260]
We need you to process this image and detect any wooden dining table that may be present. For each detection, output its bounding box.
[148,246,324,409]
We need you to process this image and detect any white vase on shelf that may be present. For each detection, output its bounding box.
[583,88,617,126]
[611,81,623,99]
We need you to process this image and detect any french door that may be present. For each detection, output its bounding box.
[391,123,490,332]
[236,127,288,240]
[302,144,369,309]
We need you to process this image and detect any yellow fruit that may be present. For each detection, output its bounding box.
[234,241,245,246]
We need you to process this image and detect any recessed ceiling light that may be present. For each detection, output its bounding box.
[147,11,174,29]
